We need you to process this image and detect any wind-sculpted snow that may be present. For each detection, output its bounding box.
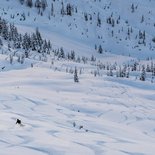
[0,61,155,155]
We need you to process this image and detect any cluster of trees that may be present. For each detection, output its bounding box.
[138,30,146,45]
[131,3,138,13]
[51,45,155,83]
[94,3,155,54]
[19,0,48,15]
[19,0,48,10]
[1,1,155,84]
[104,61,155,82]
[50,42,155,83]
[52,47,89,65]
[60,2,75,16]
[94,44,103,54]
[16,0,155,56]
[106,15,116,27]
[0,17,51,57]
[18,0,75,16]
[55,52,155,83]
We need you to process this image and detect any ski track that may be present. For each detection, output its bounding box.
[0,65,154,155]
[0,0,155,154]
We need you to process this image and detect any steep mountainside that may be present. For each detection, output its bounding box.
[1,0,155,59]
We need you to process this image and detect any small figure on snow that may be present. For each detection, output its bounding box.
[79,125,83,129]
[16,119,22,125]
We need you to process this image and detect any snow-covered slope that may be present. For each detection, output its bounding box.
[1,0,155,59]
[0,56,155,155]
[0,0,155,155]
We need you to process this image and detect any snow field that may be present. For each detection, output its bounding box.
[0,57,155,155]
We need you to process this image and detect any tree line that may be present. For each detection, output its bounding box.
[0,17,51,58]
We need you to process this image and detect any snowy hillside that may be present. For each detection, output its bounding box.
[1,0,155,59]
[0,56,155,155]
[0,0,155,155]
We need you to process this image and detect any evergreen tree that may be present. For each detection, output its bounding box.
[26,0,33,8]
[41,0,47,11]
[51,3,54,16]
[66,4,72,16]
[152,64,155,76]
[22,33,30,50]
[2,21,9,40]
[70,50,75,60]
[74,67,79,82]
[59,47,65,58]
[107,67,113,76]
[126,68,130,78]
[84,13,88,21]
[0,38,3,48]
[141,15,144,23]
[140,65,146,81]
[97,13,101,27]
[9,54,13,64]
[61,2,65,16]
[98,45,103,54]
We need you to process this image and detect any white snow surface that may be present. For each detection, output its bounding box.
[0,0,155,155]
[1,0,155,59]
[0,55,155,155]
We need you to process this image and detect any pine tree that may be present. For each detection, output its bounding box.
[140,65,146,81]
[141,15,144,23]
[2,21,9,40]
[66,4,72,16]
[70,50,75,60]
[61,2,65,16]
[20,54,25,64]
[146,64,151,72]
[51,3,54,16]
[97,13,101,27]
[91,55,96,62]
[98,45,103,54]
[74,67,79,82]
[31,33,37,51]
[9,54,13,64]
[84,13,88,21]
[0,38,3,48]
[152,64,155,76]
[131,4,135,13]
[132,62,137,71]
[59,47,65,58]
[126,68,130,78]
[108,67,113,76]
[41,0,47,11]
[25,51,29,58]
[22,33,30,50]
[26,0,33,8]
